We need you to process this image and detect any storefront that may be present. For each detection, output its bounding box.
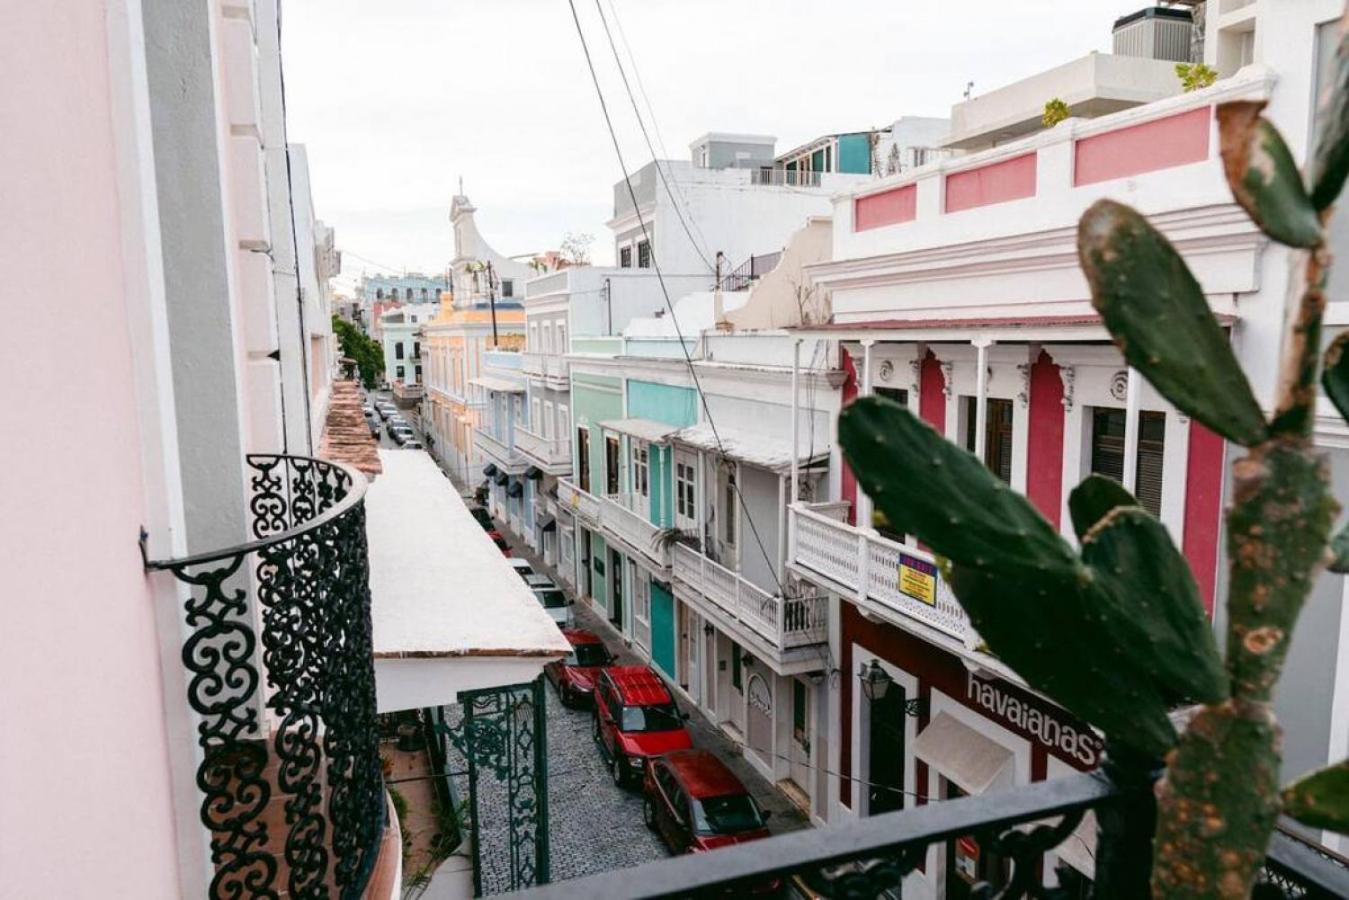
[841,603,1103,899]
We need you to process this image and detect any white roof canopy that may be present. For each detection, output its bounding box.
[912,712,1014,796]
[469,375,525,393]
[671,422,830,472]
[365,450,569,712]
[600,418,678,444]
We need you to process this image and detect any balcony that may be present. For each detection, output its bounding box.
[789,502,975,647]
[143,454,394,899]
[557,481,668,570]
[473,426,525,473]
[505,766,1349,898]
[521,351,569,388]
[671,543,826,668]
[515,425,571,474]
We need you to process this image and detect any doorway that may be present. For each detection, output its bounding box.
[581,530,592,598]
[867,684,907,816]
[685,610,702,703]
[789,679,811,794]
[944,781,1010,898]
[609,548,624,630]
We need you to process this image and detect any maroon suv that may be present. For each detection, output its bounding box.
[544,630,612,706]
[593,666,692,787]
[643,750,772,853]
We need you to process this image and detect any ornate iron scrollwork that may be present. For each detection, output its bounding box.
[147,455,384,900]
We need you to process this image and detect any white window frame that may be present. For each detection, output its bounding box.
[543,401,554,439]
[675,452,697,529]
[632,441,650,517]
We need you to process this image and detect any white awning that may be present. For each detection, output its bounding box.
[671,422,830,472]
[469,375,525,393]
[912,712,1014,795]
[365,450,569,712]
[600,418,678,443]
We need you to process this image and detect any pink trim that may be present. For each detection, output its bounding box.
[1182,421,1224,616]
[1025,351,1064,528]
[854,184,917,231]
[1074,106,1211,186]
[840,349,859,525]
[944,153,1037,213]
[919,351,946,434]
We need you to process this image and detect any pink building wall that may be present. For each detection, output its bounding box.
[0,5,182,896]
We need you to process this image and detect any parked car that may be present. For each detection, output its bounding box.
[509,559,536,580]
[366,417,379,438]
[545,630,613,706]
[401,438,423,449]
[389,424,413,443]
[522,573,554,591]
[376,404,396,421]
[643,750,772,854]
[593,666,692,787]
[470,507,495,532]
[532,584,572,627]
[492,532,512,557]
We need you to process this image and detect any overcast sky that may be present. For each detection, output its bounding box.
[281,0,1145,285]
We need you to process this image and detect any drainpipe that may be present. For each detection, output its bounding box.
[974,338,992,461]
[1123,367,1141,491]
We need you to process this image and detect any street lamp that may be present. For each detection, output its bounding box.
[858,660,893,702]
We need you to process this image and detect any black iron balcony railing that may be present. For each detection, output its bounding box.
[504,764,1349,899]
[145,454,385,900]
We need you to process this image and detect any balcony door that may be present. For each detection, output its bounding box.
[867,685,907,816]
[609,547,624,630]
[605,435,621,496]
[577,427,591,492]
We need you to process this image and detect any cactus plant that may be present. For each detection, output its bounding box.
[839,34,1349,896]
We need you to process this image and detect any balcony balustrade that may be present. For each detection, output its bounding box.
[790,502,974,645]
[522,352,569,385]
[557,482,668,569]
[507,767,1348,898]
[515,426,572,473]
[672,543,826,651]
[558,479,602,524]
[144,454,386,899]
[474,426,524,471]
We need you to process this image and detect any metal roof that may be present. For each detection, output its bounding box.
[600,418,679,444]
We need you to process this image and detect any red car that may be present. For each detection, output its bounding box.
[593,666,692,787]
[643,750,772,853]
[545,630,613,706]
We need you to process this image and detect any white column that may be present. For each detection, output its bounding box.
[696,449,707,549]
[791,339,801,505]
[1123,366,1140,491]
[777,474,788,586]
[974,339,992,461]
[858,339,876,529]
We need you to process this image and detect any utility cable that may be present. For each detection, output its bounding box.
[565,0,785,599]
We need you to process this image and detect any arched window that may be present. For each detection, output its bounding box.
[405,287,413,300]
[376,289,384,299]
[421,288,428,299]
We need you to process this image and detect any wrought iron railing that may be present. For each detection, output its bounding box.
[144,454,386,900]
[501,765,1349,899]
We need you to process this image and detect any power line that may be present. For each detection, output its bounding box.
[565,0,785,598]
[592,0,716,279]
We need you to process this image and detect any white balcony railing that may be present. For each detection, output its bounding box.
[473,427,521,468]
[515,426,571,471]
[672,543,827,650]
[522,352,569,383]
[789,503,974,644]
[558,479,601,524]
[601,493,666,568]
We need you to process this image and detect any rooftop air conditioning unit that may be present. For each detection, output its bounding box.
[1112,6,1196,62]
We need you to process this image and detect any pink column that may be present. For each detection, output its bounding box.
[1026,351,1065,528]
[839,348,859,524]
[1183,421,1225,616]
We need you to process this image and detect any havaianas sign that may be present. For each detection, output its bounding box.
[965,672,1104,768]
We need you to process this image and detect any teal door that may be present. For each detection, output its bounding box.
[651,581,676,678]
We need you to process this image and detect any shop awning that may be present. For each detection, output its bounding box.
[508,481,524,498]
[912,712,1013,796]
[600,418,677,444]
[483,463,499,477]
[493,471,509,486]
[538,514,557,532]
[525,466,543,480]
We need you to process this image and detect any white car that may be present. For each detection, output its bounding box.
[532,585,573,627]
[509,559,536,580]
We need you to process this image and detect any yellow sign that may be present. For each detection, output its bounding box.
[898,553,936,605]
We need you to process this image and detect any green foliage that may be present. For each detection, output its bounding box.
[1217,102,1323,249]
[1176,61,1218,93]
[1313,22,1349,210]
[1041,98,1070,128]
[1078,199,1268,447]
[1322,331,1349,426]
[839,399,1226,757]
[332,314,384,388]
[1283,759,1349,833]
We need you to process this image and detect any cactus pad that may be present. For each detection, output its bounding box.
[1282,759,1349,834]
[1078,199,1268,447]
[1218,102,1323,249]
[1068,474,1139,541]
[1312,13,1349,212]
